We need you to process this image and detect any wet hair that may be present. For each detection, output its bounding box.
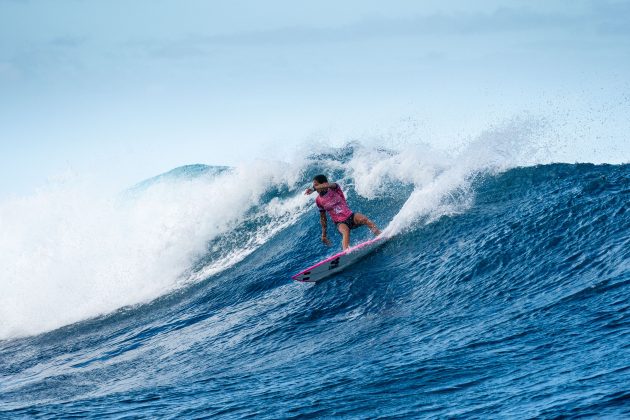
[313,174,328,184]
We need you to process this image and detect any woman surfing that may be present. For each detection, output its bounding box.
[305,174,381,250]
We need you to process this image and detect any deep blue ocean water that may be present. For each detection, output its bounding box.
[1,161,628,418]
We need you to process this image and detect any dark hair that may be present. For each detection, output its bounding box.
[313,174,328,184]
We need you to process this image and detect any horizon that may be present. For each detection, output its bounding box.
[1,0,629,198]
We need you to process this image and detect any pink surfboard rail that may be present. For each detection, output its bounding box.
[291,236,384,282]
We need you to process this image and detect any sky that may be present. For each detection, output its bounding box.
[1,0,629,197]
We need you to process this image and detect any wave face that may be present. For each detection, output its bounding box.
[1,145,628,417]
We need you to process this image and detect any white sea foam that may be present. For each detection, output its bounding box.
[0,161,308,340]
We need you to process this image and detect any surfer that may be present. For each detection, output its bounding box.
[305,174,381,250]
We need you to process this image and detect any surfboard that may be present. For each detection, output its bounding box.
[292,236,385,283]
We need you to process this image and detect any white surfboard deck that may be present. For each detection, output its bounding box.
[292,236,385,283]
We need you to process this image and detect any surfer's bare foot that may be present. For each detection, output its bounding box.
[337,224,351,250]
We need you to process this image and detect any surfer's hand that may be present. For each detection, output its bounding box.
[321,236,331,246]
[305,187,313,195]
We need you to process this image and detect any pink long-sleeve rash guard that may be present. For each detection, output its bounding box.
[315,185,353,223]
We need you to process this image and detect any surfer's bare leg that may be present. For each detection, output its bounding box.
[353,213,381,236]
[337,223,351,250]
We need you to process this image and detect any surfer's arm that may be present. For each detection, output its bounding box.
[320,211,331,246]
[313,182,337,191]
[305,182,338,195]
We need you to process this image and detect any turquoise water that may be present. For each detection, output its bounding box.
[1,152,628,418]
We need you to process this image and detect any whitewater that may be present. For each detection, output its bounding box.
[0,119,628,418]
